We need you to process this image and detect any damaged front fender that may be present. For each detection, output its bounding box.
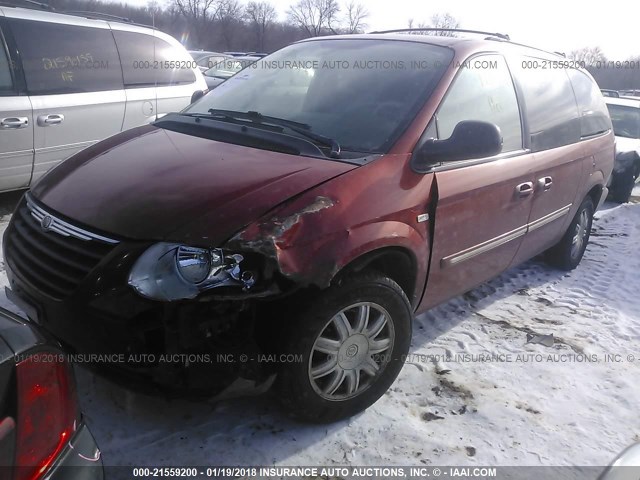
[226,195,429,297]
[226,195,341,286]
[225,153,433,303]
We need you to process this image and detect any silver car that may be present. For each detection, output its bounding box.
[202,55,260,90]
[0,6,207,193]
[604,97,640,202]
[188,50,228,72]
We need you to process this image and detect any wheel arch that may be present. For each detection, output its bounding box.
[587,183,604,208]
[332,246,420,309]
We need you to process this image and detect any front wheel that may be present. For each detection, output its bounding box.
[546,196,594,270]
[276,272,412,423]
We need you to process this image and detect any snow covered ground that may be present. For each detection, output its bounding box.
[0,187,638,474]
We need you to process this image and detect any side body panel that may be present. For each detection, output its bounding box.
[0,96,33,191]
[420,154,534,311]
[509,143,586,266]
[0,17,33,191]
[111,24,208,128]
[29,91,126,183]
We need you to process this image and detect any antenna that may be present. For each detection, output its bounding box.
[153,10,158,122]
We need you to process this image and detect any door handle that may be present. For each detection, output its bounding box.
[37,114,65,127]
[538,176,553,190]
[0,117,29,129]
[515,182,534,197]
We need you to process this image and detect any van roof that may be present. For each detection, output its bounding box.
[0,4,154,30]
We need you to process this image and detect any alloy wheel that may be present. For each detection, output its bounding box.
[308,302,395,401]
[571,209,590,259]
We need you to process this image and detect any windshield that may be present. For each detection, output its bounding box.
[204,58,254,79]
[185,39,453,155]
[607,104,640,138]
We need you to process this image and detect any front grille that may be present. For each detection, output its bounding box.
[5,195,119,300]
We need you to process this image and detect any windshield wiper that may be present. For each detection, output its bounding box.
[206,109,341,159]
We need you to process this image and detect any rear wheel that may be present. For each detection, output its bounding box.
[276,272,412,423]
[546,196,594,270]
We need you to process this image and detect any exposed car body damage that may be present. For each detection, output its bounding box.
[226,153,432,307]
[227,196,338,284]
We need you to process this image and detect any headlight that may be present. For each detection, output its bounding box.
[176,246,215,283]
[128,243,253,301]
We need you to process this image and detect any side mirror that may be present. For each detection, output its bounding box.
[190,89,206,104]
[414,120,503,169]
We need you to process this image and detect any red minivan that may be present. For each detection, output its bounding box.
[4,30,614,422]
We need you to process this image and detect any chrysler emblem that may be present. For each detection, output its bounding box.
[40,215,53,232]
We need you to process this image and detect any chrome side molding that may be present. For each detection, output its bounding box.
[441,204,572,268]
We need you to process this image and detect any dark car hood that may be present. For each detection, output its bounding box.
[31,125,356,245]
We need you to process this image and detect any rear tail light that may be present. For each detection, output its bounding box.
[14,352,79,480]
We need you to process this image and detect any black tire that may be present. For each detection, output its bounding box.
[276,272,412,423]
[546,196,594,271]
[610,167,638,204]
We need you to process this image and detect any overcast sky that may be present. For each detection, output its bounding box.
[125,0,639,59]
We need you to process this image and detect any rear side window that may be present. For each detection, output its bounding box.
[567,69,612,138]
[606,104,640,139]
[0,41,13,92]
[436,55,523,153]
[112,31,196,87]
[9,19,123,95]
[514,59,580,152]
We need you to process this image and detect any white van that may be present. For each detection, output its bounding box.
[0,6,207,192]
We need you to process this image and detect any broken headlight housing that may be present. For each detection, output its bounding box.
[128,243,255,301]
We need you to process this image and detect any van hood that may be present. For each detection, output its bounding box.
[31,125,356,245]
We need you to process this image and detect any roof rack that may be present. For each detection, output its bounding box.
[63,10,135,23]
[64,10,153,28]
[0,0,54,10]
[483,36,566,59]
[369,27,510,41]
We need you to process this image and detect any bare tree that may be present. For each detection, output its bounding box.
[346,1,368,34]
[146,0,163,17]
[405,18,430,34]
[429,12,460,36]
[287,0,341,37]
[245,1,277,51]
[215,0,245,50]
[569,46,606,67]
[172,0,223,47]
